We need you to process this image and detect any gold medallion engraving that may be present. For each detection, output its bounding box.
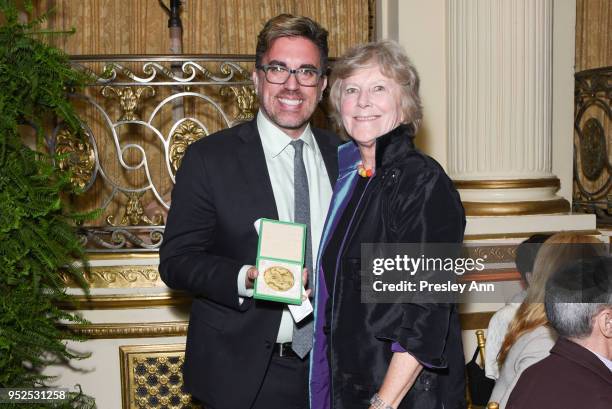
[263,266,295,292]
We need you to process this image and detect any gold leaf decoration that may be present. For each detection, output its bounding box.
[55,128,96,191]
[101,86,156,121]
[169,119,207,173]
[107,191,164,226]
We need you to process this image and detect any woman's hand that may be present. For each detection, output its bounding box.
[373,352,423,408]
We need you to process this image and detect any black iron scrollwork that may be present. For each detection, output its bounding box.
[573,67,612,223]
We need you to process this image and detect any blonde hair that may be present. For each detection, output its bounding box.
[328,40,422,135]
[497,233,604,365]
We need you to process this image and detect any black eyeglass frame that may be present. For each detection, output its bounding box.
[255,64,323,87]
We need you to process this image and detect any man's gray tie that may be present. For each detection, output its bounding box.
[290,139,313,358]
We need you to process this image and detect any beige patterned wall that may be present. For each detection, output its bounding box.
[36,0,370,57]
[576,0,611,71]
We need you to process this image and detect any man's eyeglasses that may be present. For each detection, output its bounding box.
[256,64,322,87]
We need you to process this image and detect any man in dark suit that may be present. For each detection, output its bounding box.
[506,256,612,409]
[159,14,340,409]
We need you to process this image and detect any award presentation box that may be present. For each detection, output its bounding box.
[253,218,306,305]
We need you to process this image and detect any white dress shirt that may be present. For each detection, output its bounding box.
[237,111,333,343]
[592,350,612,372]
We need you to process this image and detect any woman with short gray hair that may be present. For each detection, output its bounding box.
[310,40,466,409]
[328,40,423,136]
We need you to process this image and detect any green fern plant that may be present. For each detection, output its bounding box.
[0,1,95,407]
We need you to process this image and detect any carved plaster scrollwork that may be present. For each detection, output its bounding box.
[465,245,517,264]
[59,266,162,288]
[67,323,188,338]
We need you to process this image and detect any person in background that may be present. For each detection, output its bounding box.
[506,256,612,409]
[159,14,340,409]
[489,233,605,408]
[485,234,550,380]
[310,40,466,409]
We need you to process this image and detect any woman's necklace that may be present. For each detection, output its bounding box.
[357,163,374,178]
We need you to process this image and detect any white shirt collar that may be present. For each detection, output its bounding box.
[257,111,314,158]
[592,350,612,372]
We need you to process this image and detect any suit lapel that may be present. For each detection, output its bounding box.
[313,129,339,188]
[235,120,279,221]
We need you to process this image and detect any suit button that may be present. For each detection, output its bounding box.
[265,341,272,349]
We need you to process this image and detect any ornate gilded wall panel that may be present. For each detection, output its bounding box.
[54,56,257,251]
[574,1,611,225]
[58,293,191,309]
[35,0,371,58]
[69,323,188,339]
[573,67,611,223]
[120,344,199,409]
[60,265,163,288]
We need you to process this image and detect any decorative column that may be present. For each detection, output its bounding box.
[447,0,569,216]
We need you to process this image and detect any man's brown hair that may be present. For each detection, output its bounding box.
[255,14,329,72]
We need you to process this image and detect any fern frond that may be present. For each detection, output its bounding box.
[0,0,94,400]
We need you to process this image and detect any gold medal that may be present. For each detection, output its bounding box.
[263,266,295,292]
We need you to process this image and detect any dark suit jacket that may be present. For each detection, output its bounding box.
[159,118,340,409]
[506,337,612,409]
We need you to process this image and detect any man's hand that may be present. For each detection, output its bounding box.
[302,267,313,299]
[245,266,259,289]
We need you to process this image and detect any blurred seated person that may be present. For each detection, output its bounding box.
[489,233,605,408]
[506,256,612,409]
[485,234,550,380]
